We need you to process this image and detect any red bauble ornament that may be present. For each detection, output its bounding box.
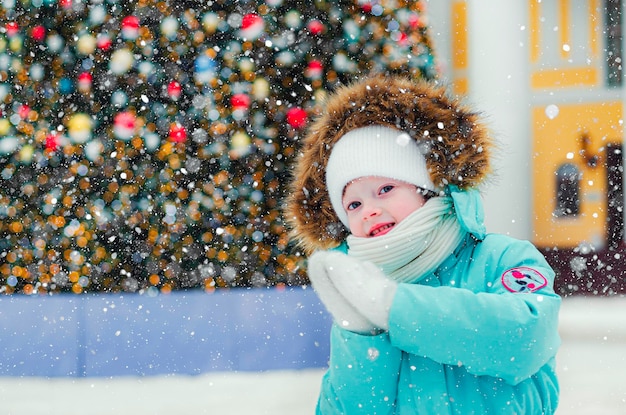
[45,134,60,151]
[230,93,251,110]
[121,16,140,40]
[307,20,324,35]
[113,111,137,140]
[97,33,112,50]
[6,22,19,37]
[286,107,307,129]
[78,72,92,86]
[18,104,30,119]
[31,25,46,42]
[169,123,187,143]
[397,32,409,46]
[167,81,182,100]
[305,60,323,79]
[240,13,264,40]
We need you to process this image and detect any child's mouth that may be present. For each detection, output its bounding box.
[369,223,394,237]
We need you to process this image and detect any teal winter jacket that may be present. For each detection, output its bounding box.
[316,233,561,415]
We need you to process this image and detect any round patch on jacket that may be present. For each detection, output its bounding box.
[501,267,547,293]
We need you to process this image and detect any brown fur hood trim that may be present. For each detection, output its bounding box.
[284,75,493,254]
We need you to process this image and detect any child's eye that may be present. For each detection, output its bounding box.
[379,185,394,194]
[346,201,361,211]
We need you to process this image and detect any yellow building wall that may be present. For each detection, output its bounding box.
[450,1,468,95]
[529,0,623,248]
[532,102,623,247]
[446,0,623,247]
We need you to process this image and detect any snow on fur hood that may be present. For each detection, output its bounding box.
[284,75,493,254]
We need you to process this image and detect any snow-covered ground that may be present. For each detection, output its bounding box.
[1,296,625,415]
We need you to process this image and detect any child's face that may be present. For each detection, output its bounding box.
[342,176,427,238]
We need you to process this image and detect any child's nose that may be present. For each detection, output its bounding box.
[362,204,382,219]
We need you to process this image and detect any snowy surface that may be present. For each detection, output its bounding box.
[1,296,625,415]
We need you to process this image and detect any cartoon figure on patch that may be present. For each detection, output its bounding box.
[502,267,548,293]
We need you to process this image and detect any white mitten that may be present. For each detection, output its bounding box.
[323,252,398,331]
[308,251,378,334]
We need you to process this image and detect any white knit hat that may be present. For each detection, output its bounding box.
[325,125,436,227]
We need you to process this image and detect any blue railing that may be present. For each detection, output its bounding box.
[0,287,332,377]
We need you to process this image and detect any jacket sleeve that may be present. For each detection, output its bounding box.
[387,238,561,385]
[317,324,402,415]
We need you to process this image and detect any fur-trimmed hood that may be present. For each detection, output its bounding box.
[285,75,493,254]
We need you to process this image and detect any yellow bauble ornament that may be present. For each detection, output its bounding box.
[0,119,12,136]
[68,113,93,143]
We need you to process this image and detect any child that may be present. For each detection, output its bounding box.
[285,75,560,414]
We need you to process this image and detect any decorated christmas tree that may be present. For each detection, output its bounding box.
[0,0,436,294]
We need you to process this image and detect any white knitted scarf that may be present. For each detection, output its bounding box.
[346,197,466,284]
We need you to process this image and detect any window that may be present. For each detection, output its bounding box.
[605,0,623,87]
[554,163,581,217]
